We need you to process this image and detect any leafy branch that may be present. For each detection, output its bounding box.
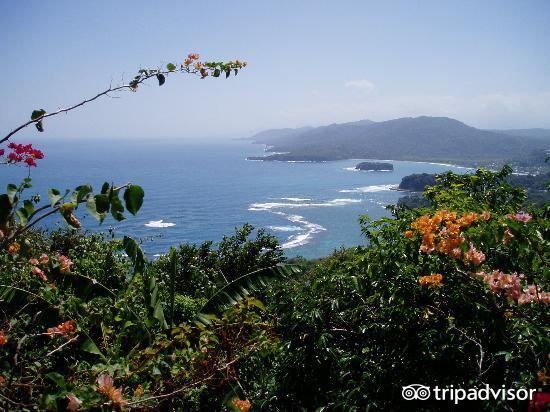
[1,54,247,144]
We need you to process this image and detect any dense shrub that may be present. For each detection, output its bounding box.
[0,167,547,411]
[259,167,549,411]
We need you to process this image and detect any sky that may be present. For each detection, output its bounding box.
[1,0,549,140]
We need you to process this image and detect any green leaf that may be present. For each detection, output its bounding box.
[31,109,46,120]
[123,185,144,216]
[213,68,221,77]
[86,196,105,222]
[100,182,110,194]
[7,184,17,204]
[166,63,176,71]
[71,185,92,205]
[199,264,302,320]
[123,236,167,328]
[123,236,146,276]
[110,192,125,221]
[35,120,44,132]
[94,194,110,214]
[47,188,62,207]
[15,208,29,226]
[156,73,166,86]
[45,372,67,390]
[81,337,105,359]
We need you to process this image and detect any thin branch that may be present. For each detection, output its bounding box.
[44,335,78,357]
[0,67,203,145]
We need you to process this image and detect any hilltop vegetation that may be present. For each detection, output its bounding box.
[1,167,548,410]
[249,116,550,168]
[398,171,550,206]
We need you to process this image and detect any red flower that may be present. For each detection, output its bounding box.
[4,142,44,167]
[25,157,37,167]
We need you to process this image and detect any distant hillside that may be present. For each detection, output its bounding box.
[249,116,549,167]
[490,128,550,141]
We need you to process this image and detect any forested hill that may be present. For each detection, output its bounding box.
[249,116,549,167]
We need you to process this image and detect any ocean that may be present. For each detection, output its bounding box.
[1,138,468,259]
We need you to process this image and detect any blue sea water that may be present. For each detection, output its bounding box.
[1,138,468,258]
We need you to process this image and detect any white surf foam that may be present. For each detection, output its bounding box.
[339,184,398,193]
[249,198,362,211]
[145,220,176,228]
[279,213,327,249]
[280,197,312,202]
[268,225,303,232]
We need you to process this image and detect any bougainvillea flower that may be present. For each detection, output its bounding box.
[0,330,7,345]
[47,320,76,340]
[59,255,73,273]
[32,266,48,282]
[418,274,443,287]
[464,243,486,265]
[97,373,126,407]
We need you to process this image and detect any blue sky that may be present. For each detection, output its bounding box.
[1,0,549,139]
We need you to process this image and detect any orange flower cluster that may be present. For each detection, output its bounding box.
[47,320,76,340]
[134,384,144,398]
[7,242,20,254]
[97,373,126,408]
[183,52,200,66]
[233,398,252,412]
[410,210,462,255]
[418,274,443,287]
[408,210,490,262]
[0,330,7,345]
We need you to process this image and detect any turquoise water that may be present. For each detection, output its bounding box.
[1,138,468,258]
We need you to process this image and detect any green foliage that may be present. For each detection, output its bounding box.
[252,167,549,411]
[0,167,548,410]
[198,264,302,323]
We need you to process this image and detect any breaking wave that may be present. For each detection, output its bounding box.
[145,220,176,228]
[339,184,398,193]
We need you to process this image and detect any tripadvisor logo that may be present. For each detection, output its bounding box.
[402,384,538,404]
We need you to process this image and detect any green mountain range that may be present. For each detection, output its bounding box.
[248,116,550,167]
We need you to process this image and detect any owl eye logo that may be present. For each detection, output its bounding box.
[402,384,431,400]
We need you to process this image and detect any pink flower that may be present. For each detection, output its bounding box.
[59,255,73,273]
[503,228,515,245]
[29,258,39,266]
[32,266,48,282]
[40,254,49,264]
[518,285,550,305]
[478,270,523,301]
[513,212,532,223]
[465,243,486,265]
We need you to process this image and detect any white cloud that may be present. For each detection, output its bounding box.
[344,79,375,92]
